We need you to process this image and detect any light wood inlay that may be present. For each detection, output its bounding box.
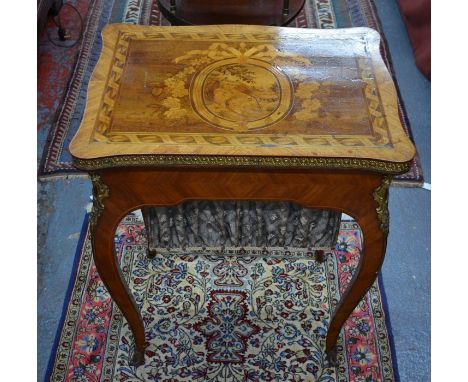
[69,24,415,169]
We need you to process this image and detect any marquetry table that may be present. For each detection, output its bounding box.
[70,24,415,367]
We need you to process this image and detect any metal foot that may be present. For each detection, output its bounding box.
[147,248,157,259]
[326,347,339,367]
[315,250,326,263]
[129,348,145,367]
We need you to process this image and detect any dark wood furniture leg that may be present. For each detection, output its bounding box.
[90,169,390,368]
[324,176,390,365]
[90,174,146,367]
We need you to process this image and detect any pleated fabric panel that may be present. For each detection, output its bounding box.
[142,201,341,250]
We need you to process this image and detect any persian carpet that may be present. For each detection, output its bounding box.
[46,214,399,381]
[38,0,423,186]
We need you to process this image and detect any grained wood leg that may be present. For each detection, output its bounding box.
[325,176,391,366]
[89,174,146,367]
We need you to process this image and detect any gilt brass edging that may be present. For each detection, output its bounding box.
[89,173,110,238]
[372,175,392,235]
[73,155,411,174]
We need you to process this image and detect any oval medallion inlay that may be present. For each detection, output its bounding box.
[191,58,293,131]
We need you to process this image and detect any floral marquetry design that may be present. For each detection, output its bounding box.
[184,42,302,131]
[70,25,416,172]
[146,41,305,132]
[194,61,290,131]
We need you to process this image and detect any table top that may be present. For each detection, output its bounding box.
[70,24,415,173]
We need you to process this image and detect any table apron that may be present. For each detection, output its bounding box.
[95,167,383,221]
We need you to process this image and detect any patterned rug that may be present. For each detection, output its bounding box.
[46,214,399,381]
[38,0,423,186]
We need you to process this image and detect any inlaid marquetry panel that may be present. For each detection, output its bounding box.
[70,24,415,170]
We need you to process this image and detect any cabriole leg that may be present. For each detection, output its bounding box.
[325,176,391,365]
[89,174,146,367]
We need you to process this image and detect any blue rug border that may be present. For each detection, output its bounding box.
[378,272,401,382]
[43,215,401,381]
[44,214,90,382]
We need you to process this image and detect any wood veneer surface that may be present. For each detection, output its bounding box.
[70,24,415,165]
